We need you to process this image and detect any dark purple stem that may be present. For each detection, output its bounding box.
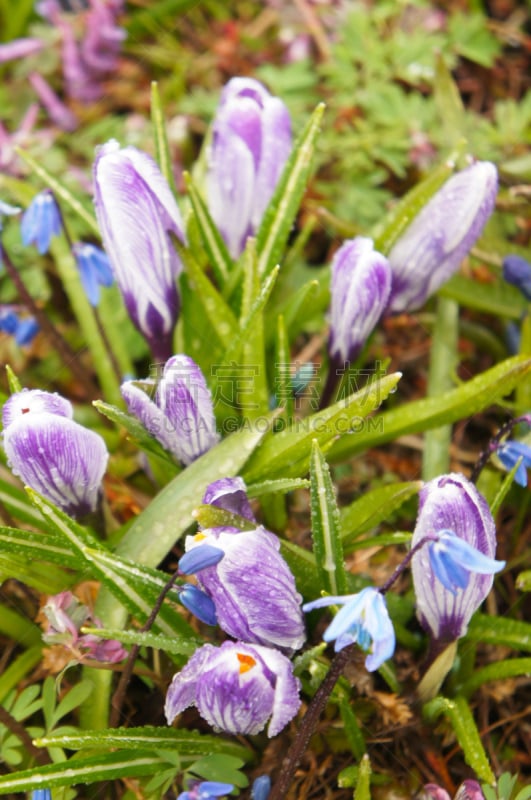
[469,414,531,484]
[379,535,437,595]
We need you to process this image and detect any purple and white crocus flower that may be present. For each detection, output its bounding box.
[93,140,185,361]
[411,474,504,644]
[328,237,392,365]
[165,640,301,737]
[386,161,498,313]
[2,389,108,518]
[180,523,306,654]
[303,586,395,671]
[207,77,292,259]
[121,355,219,466]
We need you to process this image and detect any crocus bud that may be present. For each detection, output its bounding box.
[328,237,392,364]
[2,389,108,518]
[303,586,395,671]
[207,77,292,259]
[411,474,501,643]
[21,190,62,254]
[93,141,185,361]
[121,355,219,465]
[202,476,256,522]
[165,640,301,737]
[180,525,305,653]
[386,162,498,313]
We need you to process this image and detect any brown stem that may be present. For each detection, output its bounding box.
[0,705,50,766]
[109,568,181,727]
[267,644,355,800]
[1,244,100,401]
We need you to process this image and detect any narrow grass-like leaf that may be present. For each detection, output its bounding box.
[0,552,71,594]
[275,314,294,426]
[0,605,41,648]
[457,658,531,698]
[15,148,100,235]
[184,172,232,286]
[310,441,347,595]
[0,478,52,530]
[5,365,21,393]
[26,489,102,553]
[0,526,80,568]
[94,399,180,469]
[423,696,495,784]
[80,626,199,656]
[339,698,366,761]
[176,240,238,349]
[151,81,177,195]
[239,239,269,419]
[256,103,325,278]
[440,274,527,320]
[374,156,457,255]
[280,539,319,598]
[242,371,402,483]
[329,356,531,461]
[0,646,42,704]
[247,477,310,496]
[0,752,170,793]
[340,481,422,545]
[354,754,372,800]
[35,726,251,759]
[346,531,411,553]
[466,615,531,652]
[489,460,521,516]
[193,505,256,531]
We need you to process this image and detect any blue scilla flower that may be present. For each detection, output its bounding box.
[303,587,395,671]
[251,775,271,800]
[20,190,61,254]
[428,529,505,595]
[0,308,39,346]
[72,242,114,306]
[178,584,218,626]
[178,780,234,800]
[496,440,531,487]
[503,254,531,301]
[32,790,52,800]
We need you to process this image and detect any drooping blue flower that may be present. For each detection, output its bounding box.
[177,780,234,800]
[328,237,392,364]
[178,585,217,627]
[207,77,292,259]
[93,140,185,361]
[427,529,505,595]
[165,640,301,737]
[496,439,531,487]
[72,242,114,306]
[411,474,500,643]
[20,190,62,254]
[121,355,219,466]
[502,254,531,301]
[0,308,39,346]
[182,525,305,654]
[303,586,395,671]
[386,162,498,313]
[251,775,271,800]
[179,544,225,575]
[2,389,108,518]
[32,790,52,800]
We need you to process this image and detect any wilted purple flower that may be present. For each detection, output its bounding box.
[503,254,531,301]
[0,308,39,346]
[72,242,114,306]
[93,140,185,360]
[328,237,392,364]
[28,72,78,132]
[386,162,498,313]
[454,781,485,800]
[207,77,292,258]
[180,525,305,653]
[42,590,127,663]
[2,389,108,518]
[165,640,301,736]
[303,587,395,671]
[121,355,219,465]
[411,474,500,643]
[420,785,451,800]
[202,476,256,522]
[178,779,234,800]
[21,190,62,254]
[496,440,531,487]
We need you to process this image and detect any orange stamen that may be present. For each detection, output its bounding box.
[237,653,256,674]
